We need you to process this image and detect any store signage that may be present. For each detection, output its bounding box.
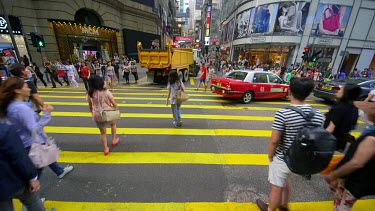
[0,15,23,35]
[205,5,212,37]
[171,27,181,36]
[0,17,7,29]
[250,37,266,43]
[82,27,99,36]
[363,42,375,49]
[175,36,194,42]
[317,38,332,45]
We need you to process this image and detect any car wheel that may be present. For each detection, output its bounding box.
[183,69,189,82]
[284,94,290,101]
[242,91,253,104]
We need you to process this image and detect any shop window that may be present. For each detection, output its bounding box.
[75,9,102,26]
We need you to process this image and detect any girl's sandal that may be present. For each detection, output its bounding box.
[111,138,120,147]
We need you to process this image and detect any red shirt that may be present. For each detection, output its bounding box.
[80,66,90,78]
[201,66,207,79]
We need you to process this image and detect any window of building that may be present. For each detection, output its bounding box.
[75,9,102,26]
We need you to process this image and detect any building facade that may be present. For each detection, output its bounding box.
[0,0,177,66]
[220,0,375,74]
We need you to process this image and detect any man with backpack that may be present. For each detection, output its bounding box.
[256,78,324,211]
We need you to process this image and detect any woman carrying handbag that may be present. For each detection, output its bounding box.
[166,70,186,127]
[86,75,120,156]
[0,77,73,179]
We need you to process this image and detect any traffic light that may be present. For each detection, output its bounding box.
[310,50,322,62]
[27,32,37,47]
[301,47,309,61]
[35,34,45,48]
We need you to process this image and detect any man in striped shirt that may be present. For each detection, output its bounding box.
[256,78,324,211]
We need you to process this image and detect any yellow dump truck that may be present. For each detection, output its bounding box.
[137,41,198,83]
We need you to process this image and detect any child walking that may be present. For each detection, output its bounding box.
[86,75,120,156]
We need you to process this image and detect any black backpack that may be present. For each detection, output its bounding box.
[283,106,337,175]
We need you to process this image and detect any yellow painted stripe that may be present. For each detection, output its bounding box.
[38,90,216,97]
[13,200,375,211]
[40,95,229,103]
[47,112,365,124]
[45,101,330,112]
[41,95,328,106]
[190,77,195,85]
[52,112,276,121]
[57,151,269,165]
[38,86,206,93]
[44,126,361,138]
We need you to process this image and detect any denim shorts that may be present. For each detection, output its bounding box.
[200,78,206,83]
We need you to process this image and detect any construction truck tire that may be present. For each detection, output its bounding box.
[182,69,189,82]
[178,70,183,81]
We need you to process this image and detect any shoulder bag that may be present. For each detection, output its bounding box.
[176,82,189,104]
[100,91,121,122]
[322,7,340,32]
[28,129,60,168]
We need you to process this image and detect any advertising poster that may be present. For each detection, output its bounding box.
[274,2,310,36]
[247,8,256,36]
[251,3,279,35]
[227,18,235,42]
[234,9,251,39]
[311,3,352,37]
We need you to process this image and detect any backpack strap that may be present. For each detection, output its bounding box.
[286,106,316,122]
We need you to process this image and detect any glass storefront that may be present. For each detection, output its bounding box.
[51,21,118,62]
[234,45,293,67]
[0,15,29,63]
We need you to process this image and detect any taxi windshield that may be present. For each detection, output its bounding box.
[227,71,248,81]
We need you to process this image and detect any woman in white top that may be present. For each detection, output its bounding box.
[121,61,130,84]
[66,61,79,88]
[106,61,116,90]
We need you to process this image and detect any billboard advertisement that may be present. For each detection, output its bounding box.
[251,4,279,35]
[234,9,251,39]
[227,18,235,42]
[311,3,352,37]
[221,23,228,43]
[274,2,310,36]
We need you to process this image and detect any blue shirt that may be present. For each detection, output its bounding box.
[338,72,346,79]
[6,101,51,148]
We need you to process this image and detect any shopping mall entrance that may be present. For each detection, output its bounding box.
[233,44,295,67]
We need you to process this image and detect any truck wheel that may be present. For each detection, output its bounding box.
[183,69,189,82]
[178,70,183,81]
[242,91,253,104]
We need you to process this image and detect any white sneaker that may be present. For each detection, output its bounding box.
[58,165,74,179]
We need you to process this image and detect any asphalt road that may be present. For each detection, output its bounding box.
[18,72,375,211]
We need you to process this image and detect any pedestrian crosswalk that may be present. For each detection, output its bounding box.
[14,85,374,210]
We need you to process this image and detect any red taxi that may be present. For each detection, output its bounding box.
[210,70,289,103]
